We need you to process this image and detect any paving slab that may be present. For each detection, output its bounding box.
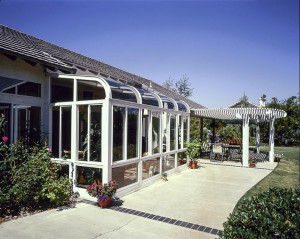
[0,161,276,239]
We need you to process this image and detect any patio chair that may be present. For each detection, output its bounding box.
[199,141,212,159]
[210,143,223,161]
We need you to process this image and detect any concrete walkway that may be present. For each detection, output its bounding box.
[0,162,276,239]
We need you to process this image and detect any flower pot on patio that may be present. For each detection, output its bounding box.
[191,161,198,169]
[99,196,112,208]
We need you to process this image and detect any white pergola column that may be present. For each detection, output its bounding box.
[256,121,260,154]
[242,115,249,167]
[269,117,275,162]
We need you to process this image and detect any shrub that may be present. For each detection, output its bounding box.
[0,140,73,216]
[220,187,300,239]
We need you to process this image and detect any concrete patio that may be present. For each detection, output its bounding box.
[0,161,276,239]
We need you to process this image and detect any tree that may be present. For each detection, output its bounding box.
[162,74,193,98]
[261,96,300,146]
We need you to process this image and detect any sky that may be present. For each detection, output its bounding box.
[0,0,299,108]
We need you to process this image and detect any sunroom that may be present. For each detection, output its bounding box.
[49,74,190,197]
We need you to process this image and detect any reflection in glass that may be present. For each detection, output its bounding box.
[170,116,176,151]
[162,154,175,172]
[127,108,138,159]
[142,110,149,156]
[142,158,160,180]
[51,78,73,103]
[112,163,138,188]
[183,117,188,145]
[152,112,160,154]
[113,106,125,161]
[178,151,187,166]
[77,80,105,100]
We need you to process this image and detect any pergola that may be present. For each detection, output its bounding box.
[192,108,287,166]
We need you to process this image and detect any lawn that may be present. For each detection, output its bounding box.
[235,146,299,208]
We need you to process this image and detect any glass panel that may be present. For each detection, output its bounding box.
[58,164,69,177]
[138,89,159,107]
[127,108,138,159]
[90,105,102,161]
[178,151,187,166]
[112,163,138,189]
[162,100,174,109]
[62,107,71,159]
[76,166,102,188]
[52,107,60,158]
[178,115,182,149]
[17,106,41,147]
[17,82,41,97]
[142,110,149,156]
[152,112,160,154]
[170,116,176,151]
[183,117,188,145]
[77,80,105,100]
[142,158,160,180]
[177,101,187,112]
[51,78,73,103]
[107,79,137,102]
[0,103,11,143]
[162,154,175,172]
[78,105,88,161]
[113,106,125,161]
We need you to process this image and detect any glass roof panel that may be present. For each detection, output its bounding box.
[137,89,159,107]
[176,101,187,112]
[106,79,137,103]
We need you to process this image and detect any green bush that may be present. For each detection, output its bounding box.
[0,141,73,216]
[220,187,300,239]
[186,139,202,160]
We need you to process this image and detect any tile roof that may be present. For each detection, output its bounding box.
[0,24,205,109]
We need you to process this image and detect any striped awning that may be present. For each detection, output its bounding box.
[192,108,286,121]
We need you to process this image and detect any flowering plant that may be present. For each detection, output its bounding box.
[87,180,118,202]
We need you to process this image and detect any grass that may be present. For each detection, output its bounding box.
[235,146,300,209]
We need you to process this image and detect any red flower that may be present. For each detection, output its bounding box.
[2,136,8,143]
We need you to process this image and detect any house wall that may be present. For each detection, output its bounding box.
[0,54,50,140]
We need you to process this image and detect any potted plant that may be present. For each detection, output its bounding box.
[162,172,168,181]
[274,153,283,163]
[186,139,202,169]
[87,180,118,208]
[248,158,256,167]
[178,151,187,165]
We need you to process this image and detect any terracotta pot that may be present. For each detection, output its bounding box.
[249,162,256,168]
[99,196,112,208]
[191,161,198,169]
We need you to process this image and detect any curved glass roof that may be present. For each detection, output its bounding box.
[106,79,138,103]
[57,75,190,112]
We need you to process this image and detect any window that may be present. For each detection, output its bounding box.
[77,105,102,161]
[51,78,73,103]
[170,115,176,151]
[77,80,105,100]
[152,112,160,154]
[112,163,138,188]
[142,109,149,156]
[113,106,125,161]
[76,166,102,188]
[142,158,160,180]
[18,82,41,97]
[127,108,138,159]
[52,106,71,159]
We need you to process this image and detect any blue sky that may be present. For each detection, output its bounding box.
[1,0,299,108]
